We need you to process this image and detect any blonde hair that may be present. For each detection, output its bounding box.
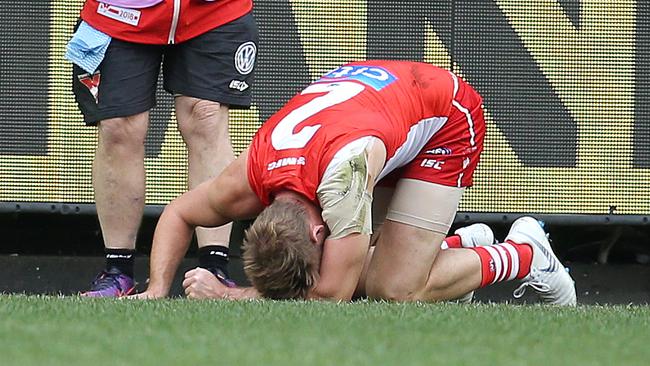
[243,200,320,299]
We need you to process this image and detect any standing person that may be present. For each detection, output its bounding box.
[66,0,258,297]
[133,60,576,305]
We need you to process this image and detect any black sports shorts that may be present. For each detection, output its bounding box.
[72,12,258,125]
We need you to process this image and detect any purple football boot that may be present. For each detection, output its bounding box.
[81,267,136,298]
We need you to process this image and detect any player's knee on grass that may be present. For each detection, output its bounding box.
[365,270,428,302]
[366,276,453,302]
[366,283,412,302]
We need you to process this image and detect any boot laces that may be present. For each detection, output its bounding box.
[513,268,552,299]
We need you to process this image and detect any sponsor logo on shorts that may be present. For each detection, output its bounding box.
[234,41,257,75]
[229,80,249,92]
[267,156,306,171]
[462,146,478,155]
[425,147,452,155]
[420,159,445,170]
[78,71,101,103]
[97,3,141,26]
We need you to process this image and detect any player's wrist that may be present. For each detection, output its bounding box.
[198,244,231,281]
[206,267,237,288]
[143,281,171,298]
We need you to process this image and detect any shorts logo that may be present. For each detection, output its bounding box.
[463,146,478,154]
[425,147,452,155]
[78,71,101,103]
[420,159,445,170]
[234,41,257,75]
[97,3,141,26]
[229,80,249,92]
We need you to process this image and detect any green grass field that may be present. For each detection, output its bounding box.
[1,295,648,366]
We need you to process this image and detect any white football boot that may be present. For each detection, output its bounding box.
[455,223,497,248]
[506,217,577,306]
[446,223,496,303]
[441,223,496,249]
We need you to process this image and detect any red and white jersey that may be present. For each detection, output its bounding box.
[80,0,252,44]
[248,60,480,206]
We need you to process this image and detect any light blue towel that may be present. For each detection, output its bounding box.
[64,21,112,74]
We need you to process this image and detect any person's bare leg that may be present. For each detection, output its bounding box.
[175,96,234,275]
[82,112,149,297]
[94,112,149,251]
[365,220,482,301]
[354,224,492,300]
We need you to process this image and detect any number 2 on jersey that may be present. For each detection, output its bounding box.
[271,81,365,150]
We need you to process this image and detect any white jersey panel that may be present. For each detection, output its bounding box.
[377,116,448,182]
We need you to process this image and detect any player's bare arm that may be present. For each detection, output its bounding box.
[306,139,385,300]
[308,233,371,301]
[182,267,261,300]
[135,149,264,298]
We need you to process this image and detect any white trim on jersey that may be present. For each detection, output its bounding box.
[449,72,478,187]
[449,72,476,146]
[456,157,470,187]
[452,100,476,146]
[451,71,459,98]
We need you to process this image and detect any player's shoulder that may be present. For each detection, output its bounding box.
[334,60,449,86]
[342,59,440,71]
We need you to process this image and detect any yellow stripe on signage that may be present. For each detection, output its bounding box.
[0,0,647,215]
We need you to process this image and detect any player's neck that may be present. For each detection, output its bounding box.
[275,191,315,210]
[275,191,324,225]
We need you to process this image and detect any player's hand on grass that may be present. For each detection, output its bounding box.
[128,289,167,299]
[183,267,229,299]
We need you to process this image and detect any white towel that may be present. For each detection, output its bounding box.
[64,21,112,74]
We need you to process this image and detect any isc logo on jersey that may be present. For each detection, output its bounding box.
[318,65,396,91]
[420,159,445,170]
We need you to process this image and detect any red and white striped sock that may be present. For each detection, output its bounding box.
[441,235,462,249]
[471,242,533,287]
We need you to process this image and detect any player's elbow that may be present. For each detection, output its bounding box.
[310,283,354,302]
[163,198,188,221]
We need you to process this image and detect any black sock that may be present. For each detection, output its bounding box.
[198,245,230,278]
[105,248,135,278]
